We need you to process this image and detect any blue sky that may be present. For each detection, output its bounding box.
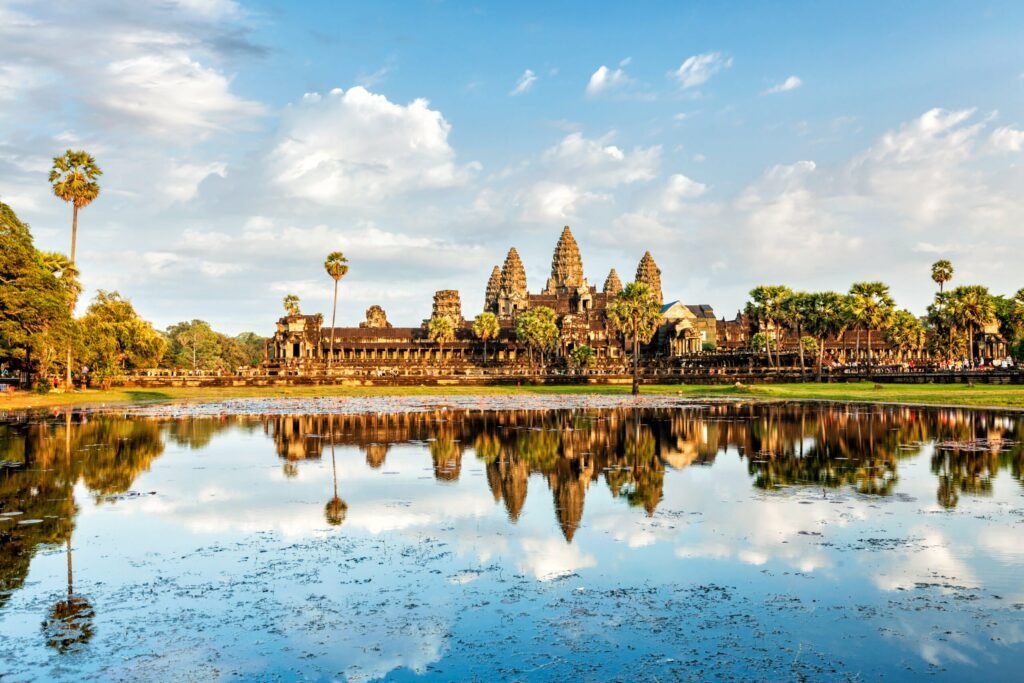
[2,0,1024,332]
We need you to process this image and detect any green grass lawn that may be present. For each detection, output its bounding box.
[3,381,1024,411]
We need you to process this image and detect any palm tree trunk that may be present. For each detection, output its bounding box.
[797,324,805,374]
[866,329,873,373]
[968,328,974,366]
[817,336,825,383]
[329,280,338,369]
[632,330,640,395]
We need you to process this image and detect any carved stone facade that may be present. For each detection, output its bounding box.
[484,266,502,311]
[544,226,585,294]
[497,248,528,318]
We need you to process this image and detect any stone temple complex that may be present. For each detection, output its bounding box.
[265,226,719,375]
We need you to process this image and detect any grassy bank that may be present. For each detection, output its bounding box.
[3,381,1024,411]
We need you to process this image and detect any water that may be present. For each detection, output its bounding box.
[1,398,1023,681]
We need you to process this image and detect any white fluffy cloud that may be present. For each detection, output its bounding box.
[270,86,479,205]
[989,125,1024,152]
[586,65,629,96]
[91,52,263,136]
[764,75,802,94]
[509,69,537,96]
[671,52,732,89]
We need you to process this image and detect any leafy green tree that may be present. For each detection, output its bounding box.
[744,285,791,368]
[569,344,596,369]
[472,311,500,364]
[949,285,995,365]
[166,320,221,371]
[233,332,266,367]
[78,291,165,384]
[283,294,301,316]
[927,292,964,361]
[324,251,349,368]
[0,202,74,381]
[607,282,663,395]
[847,282,895,366]
[427,315,456,357]
[931,259,953,294]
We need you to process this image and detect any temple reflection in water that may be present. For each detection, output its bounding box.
[2,403,1023,626]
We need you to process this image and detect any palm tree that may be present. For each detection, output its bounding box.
[323,252,349,369]
[950,285,995,365]
[848,282,895,368]
[49,150,101,389]
[324,416,347,526]
[745,285,791,368]
[283,294,301,316]
[805,292,846,381]
[886,310,925,360]
[49,151,102,267]
[428,315,456,359]
[931,259,953,294]
[472,312,499,364]
[781,291,814,373]
[607,282,663,395]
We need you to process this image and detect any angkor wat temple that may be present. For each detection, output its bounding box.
[265,226,718,375]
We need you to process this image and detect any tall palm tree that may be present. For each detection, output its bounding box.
[49,151,102,267]
[848,282,895,368]
[931,259,953,294]
[324,415,347,526]
[745,285,791,368]
[323,252,349,369]
[607,281,663,395]
[781,291,814,373]
[805,291,846,381]
[950,285,994,365]
[49,150,101,389]
[472,312,499,364]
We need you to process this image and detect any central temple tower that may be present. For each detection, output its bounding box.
[543,226,585,294]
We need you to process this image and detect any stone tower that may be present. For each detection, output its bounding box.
[497,247,528,318]
[360,305,391,329]
[544,225,585,294]
[431,289,463,324]
[484,265,502,312]
[603,268,623,296]
[635,251,663,304]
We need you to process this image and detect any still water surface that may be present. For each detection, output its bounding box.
[1,399,1023,681]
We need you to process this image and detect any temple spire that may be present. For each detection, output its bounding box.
[499,247,527,299]
[484,265,501,311]
[635,251,663,304]
[546,225,584,293]
[603,268,623,295]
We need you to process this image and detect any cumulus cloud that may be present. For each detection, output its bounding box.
[764,75,802,94]
[586,65,629,96]
[270,86,479,205]
[164,160,228,202]
[989,125,1024,152]
[671,52,732,89]
[509,69,537,96]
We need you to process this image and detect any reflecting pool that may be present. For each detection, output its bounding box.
[1,399,1023,680]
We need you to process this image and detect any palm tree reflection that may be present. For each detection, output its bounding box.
[324,416,347,527]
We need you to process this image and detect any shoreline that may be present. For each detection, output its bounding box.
[3,381,1024,414]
